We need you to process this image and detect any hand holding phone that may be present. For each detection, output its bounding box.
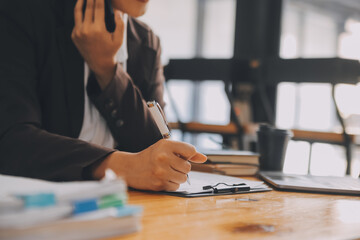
[82,0,116,32]
[72,0,124,89]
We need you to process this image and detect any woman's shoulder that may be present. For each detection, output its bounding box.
[0,0,56,30]
[128,17,161,51]
[0,0,52,16]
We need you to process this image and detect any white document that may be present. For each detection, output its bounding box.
[172,171,269,195]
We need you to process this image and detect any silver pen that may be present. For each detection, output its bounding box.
[147,101,191,185]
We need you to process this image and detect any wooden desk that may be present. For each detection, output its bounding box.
[107,181,360,240]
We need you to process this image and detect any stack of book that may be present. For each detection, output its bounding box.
[0,172,142,240]
[192,150,260,176]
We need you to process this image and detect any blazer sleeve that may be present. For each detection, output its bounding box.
[0,3,114,181]
[86,63,163,153]
[86,28,165,153]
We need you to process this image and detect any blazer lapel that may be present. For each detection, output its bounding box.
[127,18,157,93]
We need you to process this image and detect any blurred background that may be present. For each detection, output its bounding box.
[140,0,360,177]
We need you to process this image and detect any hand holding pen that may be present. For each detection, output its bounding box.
[137,139,207,191]
[91,101,206,192]
[92,138,206,192]
[147,101,206,187]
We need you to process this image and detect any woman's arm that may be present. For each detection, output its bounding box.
[0,1,114,181]
[71,0,164,151]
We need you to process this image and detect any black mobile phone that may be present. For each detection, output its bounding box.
[82,0,116,33]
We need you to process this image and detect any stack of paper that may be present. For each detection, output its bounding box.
[0,174,142,240]
[193,150,260,176]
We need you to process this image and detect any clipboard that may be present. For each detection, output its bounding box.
[161,171,271,198]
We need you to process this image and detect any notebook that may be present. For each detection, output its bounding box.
[201,150,259,165]
[191,162,258,176]
[259,171,360,196]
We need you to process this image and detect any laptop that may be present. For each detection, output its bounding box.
[259,171,360,196]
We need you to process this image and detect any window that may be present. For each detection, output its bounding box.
[279,0,360,177]
[140,0,197,63]
[201,0,236,58]
[140,0,235,146]
[140,0,360,176]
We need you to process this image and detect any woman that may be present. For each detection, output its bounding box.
[0,0,206,191]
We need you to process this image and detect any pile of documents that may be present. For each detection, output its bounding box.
[0,172,142,240]
[192,150,260,176]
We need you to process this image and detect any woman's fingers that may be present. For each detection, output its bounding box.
[189,152,207,163]
[94,0,105,25]
[74,0,84,28]
[170,155,192,174]
[112,10,124,42]
[83,0,94,24]
[164,181,180,192]
[170,141,207,163]
[168,168,188,184]
[171,142,198,160]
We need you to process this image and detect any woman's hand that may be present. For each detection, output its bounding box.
[93,139,207,191]
[71,0,124,90]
